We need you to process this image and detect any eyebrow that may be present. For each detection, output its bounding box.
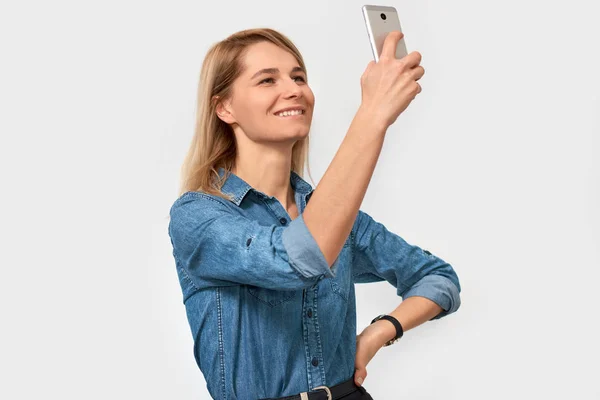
[250,66,306,80]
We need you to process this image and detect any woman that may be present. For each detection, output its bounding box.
[168,28,461,400]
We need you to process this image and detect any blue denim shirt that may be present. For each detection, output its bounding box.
[168,167,461,400]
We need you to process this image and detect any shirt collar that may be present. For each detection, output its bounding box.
[217,167,314,207]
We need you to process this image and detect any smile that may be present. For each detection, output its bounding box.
[275,110,305,117]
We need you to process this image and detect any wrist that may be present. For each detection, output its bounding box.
[370,314,404,347]
[370,320,397,348]
[356,104,388,134]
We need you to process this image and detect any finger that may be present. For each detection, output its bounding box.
[354,367,368,386]
[380,31,404,61]
[402,51,422,69]
[412,65,425,81]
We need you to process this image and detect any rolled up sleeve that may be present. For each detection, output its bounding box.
[352,209,462,320]
[168,192,334,291]
[400,274,461,320]
[282,213,337,279]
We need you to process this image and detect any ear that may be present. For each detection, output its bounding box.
[214,96,237,125]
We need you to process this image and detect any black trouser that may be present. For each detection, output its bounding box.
[340,384,374,400]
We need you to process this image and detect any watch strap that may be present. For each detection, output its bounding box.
[370,314,404,346]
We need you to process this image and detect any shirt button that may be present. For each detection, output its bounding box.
[279,217,287,225]
[311,357,319,367]
[307,308,312,318]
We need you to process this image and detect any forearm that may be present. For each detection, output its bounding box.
[371,296,443,347]
[303,106,387,267]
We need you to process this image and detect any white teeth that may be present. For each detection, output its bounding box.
[276,109,304,117]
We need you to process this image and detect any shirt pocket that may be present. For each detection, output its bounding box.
[330,238,353,301]
[247,286,299,308]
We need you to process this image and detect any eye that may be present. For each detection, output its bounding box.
[259,77,275,84]
[258,76,307,85]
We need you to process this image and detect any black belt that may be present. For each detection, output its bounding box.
[260,377,361,400]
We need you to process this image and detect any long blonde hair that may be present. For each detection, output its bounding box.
[178,28,315,201]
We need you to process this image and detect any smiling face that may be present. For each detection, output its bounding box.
[215,41,315,145]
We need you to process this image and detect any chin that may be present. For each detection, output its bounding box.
[290,128,310,139]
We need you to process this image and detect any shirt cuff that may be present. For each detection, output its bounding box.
[401,274,461,320]
[281,213,336,280]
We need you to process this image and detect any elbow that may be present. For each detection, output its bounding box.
[400,274,462,320]
[432,276,461,320]
[281,214,337,280]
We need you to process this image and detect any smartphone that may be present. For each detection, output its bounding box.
[362,5,408,62]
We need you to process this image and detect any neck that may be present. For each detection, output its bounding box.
[232,151,296,213]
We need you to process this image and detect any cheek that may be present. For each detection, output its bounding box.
[305,89,315,117]
[305,87,315,105]
[235,99,271,124]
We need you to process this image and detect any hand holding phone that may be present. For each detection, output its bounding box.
[359,30,425,128]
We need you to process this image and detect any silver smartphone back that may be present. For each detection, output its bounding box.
[362,5,408,62]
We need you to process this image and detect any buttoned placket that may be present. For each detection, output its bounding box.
[302,283,326,389]
[259,189,328,389]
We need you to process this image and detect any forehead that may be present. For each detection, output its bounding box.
[241,41,299,75]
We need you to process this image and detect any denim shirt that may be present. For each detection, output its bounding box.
[168,167,461,400]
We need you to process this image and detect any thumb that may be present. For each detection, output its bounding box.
[354,367,367,386]
[362,60,376,80]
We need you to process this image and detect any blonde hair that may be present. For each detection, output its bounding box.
[178,28,315,201]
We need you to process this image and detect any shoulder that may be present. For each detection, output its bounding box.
[352,208,390,247]
[171,191,231,212]
[169,191,235,224]
[353,209,376,231]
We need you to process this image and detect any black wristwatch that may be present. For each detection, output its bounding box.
[371,314,404,347]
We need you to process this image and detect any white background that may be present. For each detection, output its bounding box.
[1,0,599,399]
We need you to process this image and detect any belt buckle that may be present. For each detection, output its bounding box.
[310,385,332,400]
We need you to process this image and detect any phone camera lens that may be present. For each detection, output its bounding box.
[380,13,387,20]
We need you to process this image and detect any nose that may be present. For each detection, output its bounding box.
[281,77,303,99]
